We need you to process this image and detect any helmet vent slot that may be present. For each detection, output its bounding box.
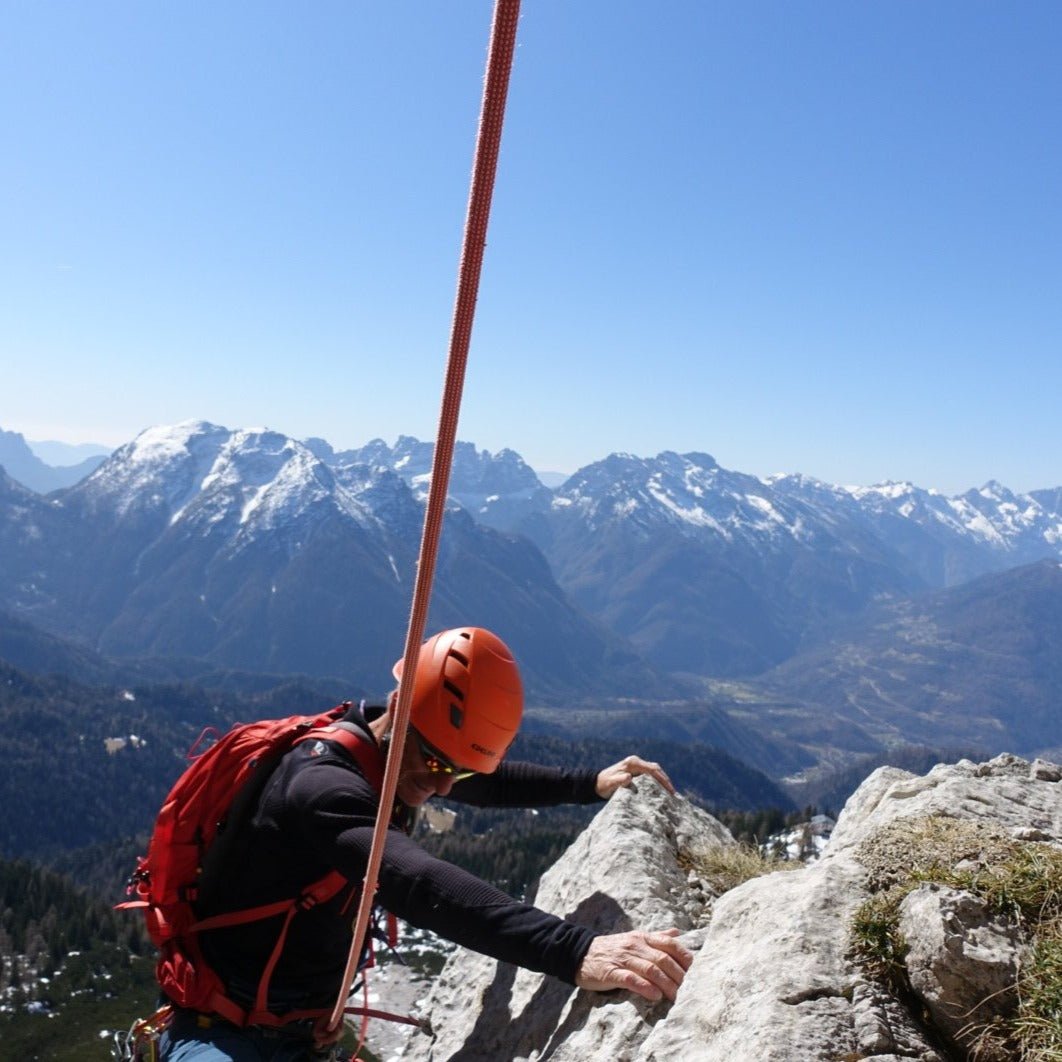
[443,679,465,701]
[449,704,464,729]
[448,649,469,668]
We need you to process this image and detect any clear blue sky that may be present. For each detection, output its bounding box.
[3,2,1060,494]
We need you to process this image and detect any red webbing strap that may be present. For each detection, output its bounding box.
[195,870,349,1027]
[189,870,348,935]
[255,906,299,1017]
[343,1005,422,1028]
[190,899,296,934]
[295,725,385,793]
[321,0,523,1041]
[217,1003,422,1030]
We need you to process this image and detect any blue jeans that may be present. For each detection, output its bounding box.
[158,1008,350,1061]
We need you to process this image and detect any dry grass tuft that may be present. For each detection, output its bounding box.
[1012,917,1062,1060]
[682,842,801,897]
[856,814,1017,892]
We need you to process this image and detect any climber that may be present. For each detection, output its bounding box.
[157,626,693,1060]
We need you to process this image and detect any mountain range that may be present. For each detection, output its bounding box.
[1,419,1060,767]
[0,423,663,701]
[343,438,1062,676]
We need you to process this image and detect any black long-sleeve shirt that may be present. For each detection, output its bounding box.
[198,714,603,1012]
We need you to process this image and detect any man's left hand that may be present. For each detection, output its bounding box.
[596,755,675,798]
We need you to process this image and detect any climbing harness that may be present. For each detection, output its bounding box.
[112,1003,173,1061]
[111,1003,360,1061]
[320,0,523,1044]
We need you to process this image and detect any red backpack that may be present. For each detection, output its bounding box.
[119,703,386,1028]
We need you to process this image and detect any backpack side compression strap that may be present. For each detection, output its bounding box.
[195,869,350,1028]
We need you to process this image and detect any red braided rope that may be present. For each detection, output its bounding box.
[322,0,522,1039]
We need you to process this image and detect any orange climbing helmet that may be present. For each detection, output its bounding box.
[393,627,523,774]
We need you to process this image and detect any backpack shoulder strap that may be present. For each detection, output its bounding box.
[192,710,345,912]
[198,718,383,909]
[296,722,385,794]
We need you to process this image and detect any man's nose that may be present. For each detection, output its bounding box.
[433,774,455,796]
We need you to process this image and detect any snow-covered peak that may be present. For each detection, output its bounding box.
[198,429,303,497]
[843,480,919,502]
[976,479,1010,499]
[123,420,222,464]
[80,420,230,518]
[764,471,834,491]
[327,435,544,507]
[549,451,1062,575]
[67,422,382,542]
[185,429,344,532]
[557,450,815,545]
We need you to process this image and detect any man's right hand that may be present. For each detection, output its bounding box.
[575,928,693,1002]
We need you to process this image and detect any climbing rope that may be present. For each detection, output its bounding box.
[322,0,523,1041]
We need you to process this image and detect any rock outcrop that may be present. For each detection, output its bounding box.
[896,884,1025,1045]
[400,754,1062,1061]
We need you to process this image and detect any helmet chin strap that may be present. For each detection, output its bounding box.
[318,1,522,1044]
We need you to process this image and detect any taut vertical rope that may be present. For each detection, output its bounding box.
[322,0,522,1039]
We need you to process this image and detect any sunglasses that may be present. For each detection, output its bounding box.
[413,729,476,782]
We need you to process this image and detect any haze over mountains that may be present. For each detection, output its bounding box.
[0,428,109,492]
[745,557,1062,763]
[1,420,1060,767]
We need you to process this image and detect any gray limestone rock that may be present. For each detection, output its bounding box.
[399,753,1062,1061]
[828,754,1062,856]
[401,780,730,1061]
[897,884,1026,1049]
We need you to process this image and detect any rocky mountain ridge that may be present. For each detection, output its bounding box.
[1,419,1059,712]
[351,435,1062,584]
[310,433,548,508]
[0,422,667,700]
[351,437,1062,677]
[402,754,1062,1061]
